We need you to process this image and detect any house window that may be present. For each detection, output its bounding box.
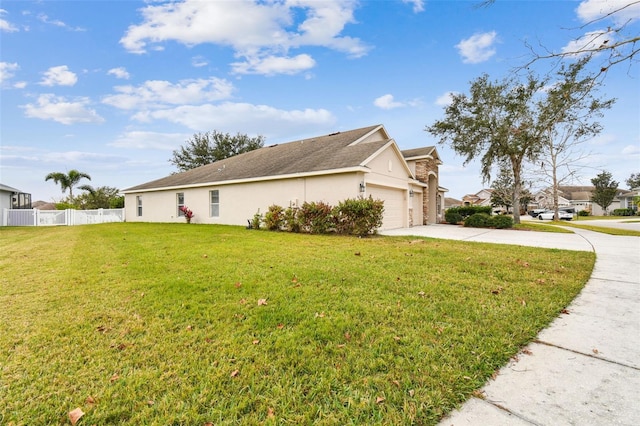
[210,190,219,217]
[136,196,142,217]
[177,193,185,216]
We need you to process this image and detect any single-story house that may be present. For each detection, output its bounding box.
[123,124,445,230]
[0,183,31,211]
[533,185,638,215]
[444,197,463,210]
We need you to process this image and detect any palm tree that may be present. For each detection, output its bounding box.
[45,169,91,200]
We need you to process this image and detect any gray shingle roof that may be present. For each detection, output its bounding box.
[124,125,389,192]
[401,146,436,159]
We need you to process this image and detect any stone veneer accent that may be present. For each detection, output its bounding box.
[413,158,438,224]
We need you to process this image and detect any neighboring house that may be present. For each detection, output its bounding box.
[0,183,32,211]
[462,189,493,207]
[444,197,462,210]
[123,124,446,230]
[533,185,637,215]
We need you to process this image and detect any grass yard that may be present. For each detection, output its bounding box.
[0,223,594,425]
[542,220,640,236]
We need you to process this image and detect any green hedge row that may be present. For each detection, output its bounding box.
[444,205,493,224]
[252,196,385,237]
[463,213,514,229]
[612,208,638,216]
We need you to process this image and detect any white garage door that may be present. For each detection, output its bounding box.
[367,185,405,230]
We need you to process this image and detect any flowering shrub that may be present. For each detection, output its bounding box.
[179,206,194,223]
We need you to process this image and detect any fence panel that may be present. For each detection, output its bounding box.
[4,209,36,226]
[1,208,125,227]
[38,210,67,226]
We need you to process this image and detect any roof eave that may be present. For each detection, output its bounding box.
[122,166,372,194]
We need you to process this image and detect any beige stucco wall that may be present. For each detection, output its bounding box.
[365,148,413,189]
[125,172,365,226]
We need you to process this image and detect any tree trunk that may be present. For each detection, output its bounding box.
[511,158,522,225]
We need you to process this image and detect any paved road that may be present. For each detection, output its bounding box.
[381,222,640,426]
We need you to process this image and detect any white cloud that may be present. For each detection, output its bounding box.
[402,0,425,13]
[435,91,459,107]
[456,31,498,64]
[107,67,130,79]
[39,65,78,86]
[132,102,335,136]
[40,151,122,163]
[102,77,234,110]
[576,0,640,25]
[0,9,18,32]
[622,144,640,155]
[14,81,27,89]
[37,13,85,31]
[0,61,19,84]
[374,94,404,110]
[231,53,316,75]
[191,55,208,67]
[560,30,613,58]
[373,94,421,110]
[120,0,369,75]
[109,131,190,150]
[22,94,105,125]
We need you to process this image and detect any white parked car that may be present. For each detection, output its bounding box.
[538,210,573,221]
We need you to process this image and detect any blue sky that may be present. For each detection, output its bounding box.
[1,0,639,202]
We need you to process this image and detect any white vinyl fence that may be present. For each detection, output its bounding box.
[1,208,125,227]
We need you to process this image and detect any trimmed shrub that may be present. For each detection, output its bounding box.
[334,196,384,237]
[489,215,514,229]
[299,201,334,234]
[612,208,634,216]
[251,210,263,230]
[283,206,301,233]
[264,204,285,230]
[577,210,590,217]
[464,213,491,228]
[444,210,463,225]
[446,206,492,224]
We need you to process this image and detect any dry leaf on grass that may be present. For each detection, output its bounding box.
[267,407,275,418]
[68,408,84,425]
[257,298,268,306]
[375,396,385,404]
[109,373,119,383]
[230,369,240,377]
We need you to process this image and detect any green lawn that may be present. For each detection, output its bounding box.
[0,223,594,425]
[541,220,640,236]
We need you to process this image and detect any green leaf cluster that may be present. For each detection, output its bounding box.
[170,131,265,172]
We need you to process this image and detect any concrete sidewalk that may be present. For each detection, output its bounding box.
[381,224,640,425]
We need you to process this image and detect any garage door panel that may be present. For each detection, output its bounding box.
[368,185,404,230]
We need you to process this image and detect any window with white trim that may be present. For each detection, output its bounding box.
[136,196,142,216]
[210,190,219,217]
[177,192,185,216]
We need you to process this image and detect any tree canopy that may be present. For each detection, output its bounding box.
[626,172,640,189]
[45,169,91,200]
[75,185,124,209]
[426,72,545,224]
[170,131,265,172]
[591,170,619,214]
[535,58,614,219]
